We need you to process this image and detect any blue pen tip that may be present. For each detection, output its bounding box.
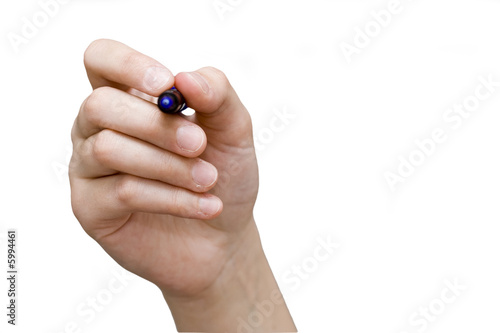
[159,95,174,108]
[157,88,187,114]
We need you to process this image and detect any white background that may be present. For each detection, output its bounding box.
[1,0,500,332]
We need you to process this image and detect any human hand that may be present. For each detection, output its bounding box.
[69,39,295,331]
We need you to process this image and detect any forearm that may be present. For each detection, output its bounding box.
[162,219,297,332]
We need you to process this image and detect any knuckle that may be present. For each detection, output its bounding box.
[168,188,191,216]
[168,189,180,210]
[70,131,97,175]
[204,66,228,83]
[68,139,86,178]
[142,106,163,135]
[91,129,116,165]
[119,51,146,75]
[158,152,176,175]
[206,66,230,91]
[115,175,138,205]
[82,87,113,126]
[199,67,232,110]
[83,39,109,67]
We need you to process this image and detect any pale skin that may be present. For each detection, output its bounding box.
[69,39,296,332]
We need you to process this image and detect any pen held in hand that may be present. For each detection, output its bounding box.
[157,87,188,114]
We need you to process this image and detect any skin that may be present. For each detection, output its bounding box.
[69,39,296,332]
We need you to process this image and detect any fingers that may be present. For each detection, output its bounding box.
[73,86,207,158]
[82,39,254,150]
[73,129,218,193]
[174,68,254,149]
[84,39,174,96]
[71,175,223,226]
[71,40,237,228]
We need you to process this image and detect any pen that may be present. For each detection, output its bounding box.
[157,87,187,114]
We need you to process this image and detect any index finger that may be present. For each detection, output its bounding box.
[83,39,174,96]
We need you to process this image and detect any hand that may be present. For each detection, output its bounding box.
[69,39,295,331]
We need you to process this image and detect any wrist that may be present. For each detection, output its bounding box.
[162,218,296,332]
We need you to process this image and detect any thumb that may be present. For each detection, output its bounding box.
[174,67,254,149]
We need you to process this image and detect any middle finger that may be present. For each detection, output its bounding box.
[74,129,218,193]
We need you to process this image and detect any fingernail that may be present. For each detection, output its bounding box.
[187,72,210,94]
[144,66,171,91]
[192,160,218,187]
[199,197,222,216]
[177,125,204,152]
